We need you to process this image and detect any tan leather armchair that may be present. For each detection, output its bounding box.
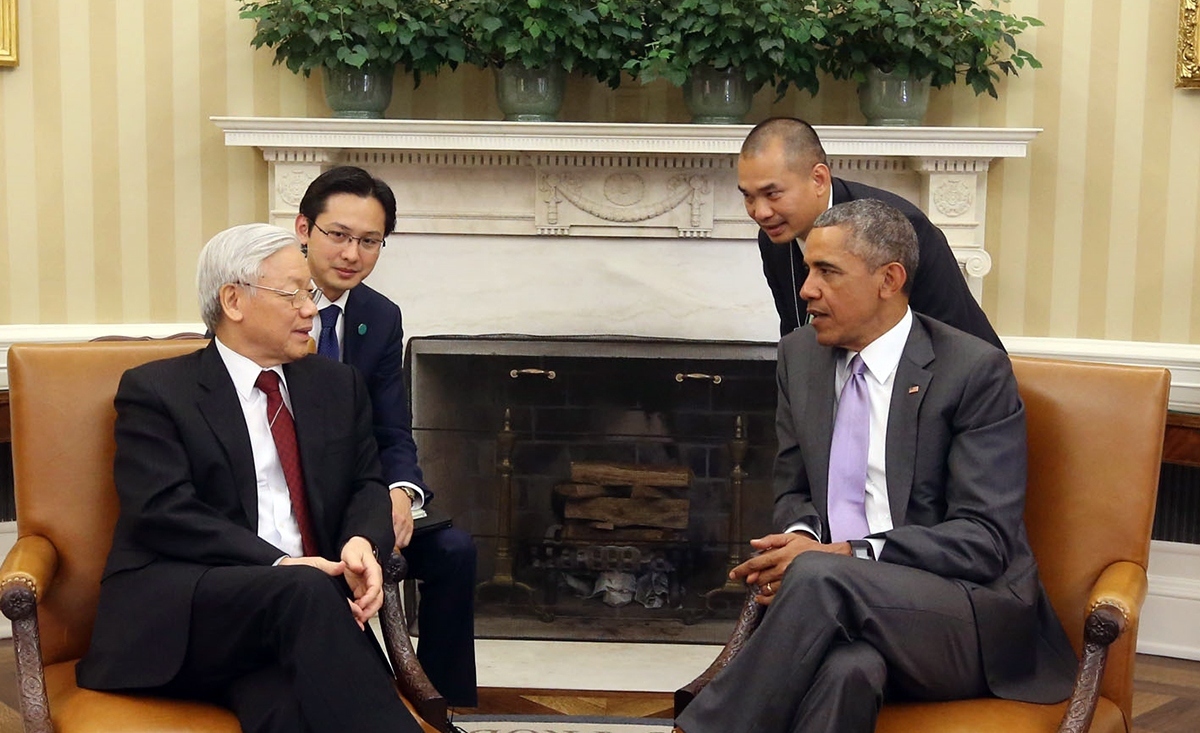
[0,341,449,733]
[677,357,1170,733]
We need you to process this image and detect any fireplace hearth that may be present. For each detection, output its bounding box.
[406,336,780,643]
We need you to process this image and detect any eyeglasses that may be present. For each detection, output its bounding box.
[311,221,386,252]
[239,281,322,309]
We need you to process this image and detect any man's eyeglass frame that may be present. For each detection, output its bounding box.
[238,281,323,309]
[310,221,387,252]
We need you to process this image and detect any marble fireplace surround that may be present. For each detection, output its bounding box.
[214,118,1038,344]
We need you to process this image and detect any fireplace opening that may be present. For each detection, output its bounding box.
[406,336,780,643]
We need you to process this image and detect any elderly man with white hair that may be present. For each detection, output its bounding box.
[76,224,423,733]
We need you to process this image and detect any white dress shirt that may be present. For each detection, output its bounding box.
[214,337,304,558]
[313,289,426,510]
[788,308,914,559]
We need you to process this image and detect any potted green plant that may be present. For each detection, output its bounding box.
[631,0,825,124]
[816,0,1042,126]
[239,0,468,118]
[461,0,646,121]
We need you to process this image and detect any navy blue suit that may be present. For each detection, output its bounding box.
[759,178,1003,351]
[341,283,478,707]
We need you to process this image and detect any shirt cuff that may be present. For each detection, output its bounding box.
[784,520,820,540]
[865,537,885,559]
[389,481,426,510]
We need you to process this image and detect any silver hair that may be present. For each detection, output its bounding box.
[196,223,301,332]
[811,200,919,294]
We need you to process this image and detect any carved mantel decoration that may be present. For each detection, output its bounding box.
[213,118,1038,308]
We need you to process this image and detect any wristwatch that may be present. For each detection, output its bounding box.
[848,539,876,561]
[394,485,417,503]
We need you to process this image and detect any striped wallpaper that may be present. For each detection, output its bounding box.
[1,0,1198,343]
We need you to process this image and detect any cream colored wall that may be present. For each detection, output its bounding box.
[1,0,1198,342]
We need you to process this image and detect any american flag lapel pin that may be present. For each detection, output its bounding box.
[908,385,920,394]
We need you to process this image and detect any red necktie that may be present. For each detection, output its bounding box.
[254,370,318,557]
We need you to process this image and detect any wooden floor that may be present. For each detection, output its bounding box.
[1,640,1197,731]
[469,656,1200,731]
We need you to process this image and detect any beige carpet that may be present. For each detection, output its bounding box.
[0,700,22,733]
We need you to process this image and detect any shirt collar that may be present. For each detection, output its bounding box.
[316,288,350,311]
[843,307,913,384]
[213,337,286,401]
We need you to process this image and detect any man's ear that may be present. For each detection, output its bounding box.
[219,283,246,324]
[878,262,908,299]
[294,214,310,256]
[811,162,832,193]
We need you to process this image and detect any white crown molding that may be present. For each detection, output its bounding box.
[212,117,1040,159]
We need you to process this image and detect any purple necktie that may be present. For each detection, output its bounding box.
[827,354,871,542]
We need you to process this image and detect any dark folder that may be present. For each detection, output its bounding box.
[412,507,453,536]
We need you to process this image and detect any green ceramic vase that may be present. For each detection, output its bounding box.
[322,65,394,119]
[683,65,754,124]
[857,67,931,126]
[493,63,566,122]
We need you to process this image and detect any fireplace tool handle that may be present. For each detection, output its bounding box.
[706,414,749,610]
[475,407,552,621]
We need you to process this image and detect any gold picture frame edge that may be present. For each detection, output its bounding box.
[0,0,16,68]
[1179,0,1200,88]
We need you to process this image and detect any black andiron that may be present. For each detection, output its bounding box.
[474,407,552,620]
[704,414,749,611]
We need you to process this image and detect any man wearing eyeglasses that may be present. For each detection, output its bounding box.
[77,224,424,733]
[295,166,478,708]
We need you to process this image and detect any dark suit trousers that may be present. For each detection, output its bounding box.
[404,525,478,706]
[676,553,989,733]
[166,564,422,733]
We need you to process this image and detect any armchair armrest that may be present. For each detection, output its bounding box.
[1057,560,1147,733]
[1085,560,1147,630]
[380,552,451,733]
[674,588,766,717]
[0,534,59,613]
[0,535,60,733]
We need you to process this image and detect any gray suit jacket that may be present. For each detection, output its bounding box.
[773,313,1076,703]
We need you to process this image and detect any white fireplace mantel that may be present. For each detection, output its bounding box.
[213,118,1037,342]
[213,117,1038,158]
[214,117,1037,301]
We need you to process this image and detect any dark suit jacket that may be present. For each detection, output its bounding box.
[343,284,430,498]
[76,343,393,690]
[759,178,1003,350]
[773,314,1075,703]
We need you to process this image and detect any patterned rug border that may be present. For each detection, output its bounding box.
[453,715,667,725]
